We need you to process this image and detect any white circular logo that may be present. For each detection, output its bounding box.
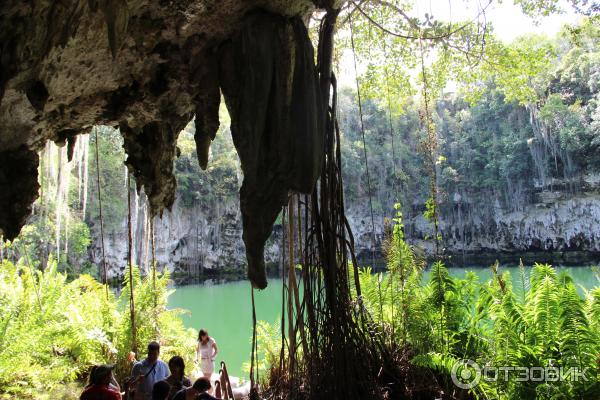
[451,359,481,390]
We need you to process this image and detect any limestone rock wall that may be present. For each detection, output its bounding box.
[89,197,283,279]
[89,182,600,279]
[345,177,600,266]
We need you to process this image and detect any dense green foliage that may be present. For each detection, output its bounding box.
[0,258,195,399]
[88,126,129,233]
[175,111,241,207]
[1,126,126,276]
[356,206,600,399]
[336,18,600,224]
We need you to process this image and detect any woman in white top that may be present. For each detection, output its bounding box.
[196,329,219,380]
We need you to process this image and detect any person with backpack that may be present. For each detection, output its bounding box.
[130,342,170,400]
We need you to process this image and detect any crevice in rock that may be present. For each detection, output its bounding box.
[25,80,49,112]
[0,146,40,240]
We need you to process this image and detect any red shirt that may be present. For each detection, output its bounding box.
[80,384,122,400]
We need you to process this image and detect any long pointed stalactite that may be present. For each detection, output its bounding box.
[195,10,324,289]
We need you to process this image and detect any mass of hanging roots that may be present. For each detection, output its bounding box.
[262,9,399,400]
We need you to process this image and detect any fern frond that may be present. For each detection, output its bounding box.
[529,263,557,294]
[530,275,560,354]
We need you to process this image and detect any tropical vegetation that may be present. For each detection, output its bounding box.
[0,257,195,399]
[353,204,600,399]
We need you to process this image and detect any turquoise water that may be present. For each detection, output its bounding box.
[167,265,598,377]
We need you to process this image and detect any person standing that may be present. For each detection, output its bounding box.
[195,329,218,380]
[130,341,170,400]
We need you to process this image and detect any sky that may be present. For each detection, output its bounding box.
[435,0,581,42]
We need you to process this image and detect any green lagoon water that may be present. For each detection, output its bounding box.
[167,265,598,378]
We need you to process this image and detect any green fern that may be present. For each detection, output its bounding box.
[0,259,195,397]
[355,230,600,400]
[529,263,557,293]
[559,283,599,399]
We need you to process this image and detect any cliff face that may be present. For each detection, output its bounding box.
[92,177,600,279]
[436,193,600,255]
[89,195,283,279]
[347,193,600,268]
[408,176,600,265]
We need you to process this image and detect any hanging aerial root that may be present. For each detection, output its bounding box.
[266,7,387,400]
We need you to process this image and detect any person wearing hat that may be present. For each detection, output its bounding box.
[80,364,121,400]
[130,341,170,400]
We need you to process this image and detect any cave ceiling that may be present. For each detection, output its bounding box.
[0,0,342,288]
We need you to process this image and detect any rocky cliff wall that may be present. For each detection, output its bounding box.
[92,177,600,279]
[409,176,600,266]
[89,195,283,279]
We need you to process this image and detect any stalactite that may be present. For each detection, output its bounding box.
[144,204,150,274]
[72,134,90,215]
[48,141,57,183]
[45,142,51,214]
[527,105,579,190]
[77,137,83,207]
[64,207,69,256]
[140,194,149,273]
[139,193,144,269]
[65,145,72,258]
[528,105,550,187]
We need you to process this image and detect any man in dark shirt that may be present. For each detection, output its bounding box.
[172,378,217,400]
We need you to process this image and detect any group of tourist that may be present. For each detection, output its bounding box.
[80,329,220,400]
